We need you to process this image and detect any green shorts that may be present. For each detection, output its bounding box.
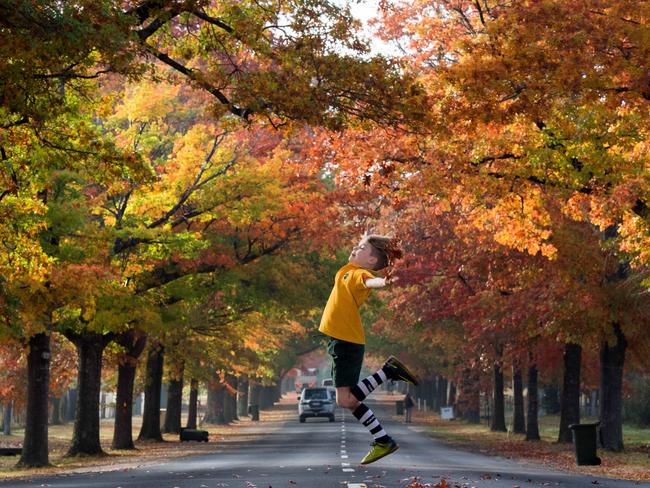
[326,336,365,388]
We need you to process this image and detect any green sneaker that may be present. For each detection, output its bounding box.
[384,356,420,385]
[360,438,399,465]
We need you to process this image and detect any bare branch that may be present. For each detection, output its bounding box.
[33,69,112,80]
[147,132,233,229]
[135,7,181,41]
[142,43,251,118]
[191,9,235,34]
[474,0,487,27]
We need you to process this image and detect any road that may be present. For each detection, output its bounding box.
[0,399,647,488]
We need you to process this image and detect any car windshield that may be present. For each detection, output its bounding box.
[303,389,328,400]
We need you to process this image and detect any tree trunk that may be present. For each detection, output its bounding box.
[50,397,62,425]
[18,333,51,467]
[526,361,540,441]
[59,394,67,424]
[163,371,184,434]
[260,385,276,410]
[186,378,199,429]
[112,331,147,450]
[100,392,107,419]
[3,401,12,436]
[437,376,448,409]
[542,384,561,415]
[512,365,526,434]
[428,377,438,411]
[237,376,249,418]
[448,382,456,406]
[66,332,112,457]
[204,380,225,424]
[599,323,627,451]
[222,386,234,423]
[249,381,261,415]
[223,374,237,423]
[589,389,599,417]
[558,342,581,443]
[65,388,77,422]
[491,360,507,432]
[456,367,480,423]
[138,344,165,442]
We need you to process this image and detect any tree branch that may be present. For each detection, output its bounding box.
[135,232,298,293]
[0,116,28,129]
[142,43,251,118]
[191,9,235,34]
[33,69,112,80]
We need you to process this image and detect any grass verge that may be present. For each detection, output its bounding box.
[391,398,650,482]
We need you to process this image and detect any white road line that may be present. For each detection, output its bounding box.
[346,484,366,488]
[341,455,348,459]
[341,462,350,466]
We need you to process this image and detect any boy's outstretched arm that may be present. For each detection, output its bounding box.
[364,278,390,288]
[364,274,399,289]
[364,277,387,289]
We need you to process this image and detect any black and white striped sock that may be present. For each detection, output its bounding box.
[350,368,388,401]
[352,403,390,442]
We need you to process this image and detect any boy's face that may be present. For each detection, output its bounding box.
[348,237,378,270]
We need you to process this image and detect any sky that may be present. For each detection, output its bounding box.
[347,0,398,56]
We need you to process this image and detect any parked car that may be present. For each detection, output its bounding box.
[327,387,336,403]
[298,387,336,422]
[322,378,334,386]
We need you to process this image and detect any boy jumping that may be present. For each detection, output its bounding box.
[319,233,419,465]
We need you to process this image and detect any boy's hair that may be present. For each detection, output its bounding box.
[365,235,403,270]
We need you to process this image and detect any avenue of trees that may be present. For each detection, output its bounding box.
[1,0,649,468]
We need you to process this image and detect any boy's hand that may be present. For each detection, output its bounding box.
[386,275,400,286]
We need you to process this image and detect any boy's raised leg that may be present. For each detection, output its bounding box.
[351,356,419,402]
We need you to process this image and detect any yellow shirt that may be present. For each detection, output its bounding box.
[319,263,375,345]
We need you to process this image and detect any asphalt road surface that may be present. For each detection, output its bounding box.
[1,400,647,488]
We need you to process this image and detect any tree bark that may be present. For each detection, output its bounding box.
[222,374,237,423]
[112,330,147,450]
[526,361,540,441]
[65,332,113,457]
[163,371,184,434]
[59,394,67,424]
[437,376,448,409]
[138,343,165,442]
[448,382,456,406]
[456,367,480,423]
[3,401,12,435]
[558,342,582,443]
[249,381,261,415]
[237,376,249,418]
[259,385,275,410]
[542,384,561,415]
[512,365,526,434]
[50,397,62,425]
[64,388,77,422]
[18,333,51,467]
[204,379,225,424]
[186,378,199,429]
[599,323,627,451]
[491,359,507,432]
[428,377,438,411]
